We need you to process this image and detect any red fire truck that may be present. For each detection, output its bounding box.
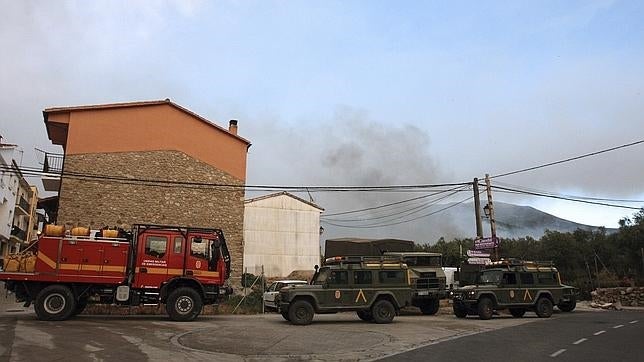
[0,224,232,321]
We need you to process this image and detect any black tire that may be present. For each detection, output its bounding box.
[73,297,89,316]
[166,287,203,322]
[371,299,396,324]
[477,297,494,320]
[558,297,576,312]
[288,300,314,325]
[357,310,373,322]
[34,285,76,321]
[509,307,526,318]
[535,297,554,318]
[453,303,468,318]
[280,310,291,321]
[420,298,440,315]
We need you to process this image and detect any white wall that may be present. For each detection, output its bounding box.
[243,194,322,278]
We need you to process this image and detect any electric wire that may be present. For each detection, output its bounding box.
[321,195,473,228]
[490,138,644,179]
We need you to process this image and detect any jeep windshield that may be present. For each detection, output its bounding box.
[312,267,331,285]
[479,270,502,284]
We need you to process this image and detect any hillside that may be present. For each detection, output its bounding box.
[321,202,614,245]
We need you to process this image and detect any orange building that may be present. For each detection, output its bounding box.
[42,99,251,281]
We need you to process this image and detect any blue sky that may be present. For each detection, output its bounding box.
[1,0,643,232]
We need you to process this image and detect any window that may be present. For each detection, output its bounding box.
[191,237,210,259]
[354,271,373,285]
[268,282,277,292]
[520,273,534,285]
[502,273,517,285]
[538,273,556,285]
[173,237,183,254]
[145,236,167,259]
[328,271,349,285]
[379,270,406,284]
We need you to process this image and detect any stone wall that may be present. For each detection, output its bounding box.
[57,150,245,287]
[591,287,644,307]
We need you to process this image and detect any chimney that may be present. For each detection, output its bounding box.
[228,120,238,135]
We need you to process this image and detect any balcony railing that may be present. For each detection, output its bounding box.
[36,149,64,174]
[10,225,27,242]
[16,196,30,213]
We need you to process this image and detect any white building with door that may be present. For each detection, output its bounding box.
[243,192,324,278]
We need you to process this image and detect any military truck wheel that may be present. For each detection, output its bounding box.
[371,299,395,324]
[420,298,440,315]
[357,310,374,322]
[167,287,203,322]
[535,297,553,318]
[453,304,468,318]
[288,300,314,325]
[509,308,526,318]
[34,285,77,321]
[558,297,576,312]
[477,297,494,320]
[280,310,291,321]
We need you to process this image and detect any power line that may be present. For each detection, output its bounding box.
[0,164,471,192]
[322,195,472,228]
[321,185,468,217]
[490,138,644,179]
[322,186,470,223]
[493,181,644,203]
[491,185,642,210]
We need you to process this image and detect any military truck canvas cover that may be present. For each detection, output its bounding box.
[324,238,414,259]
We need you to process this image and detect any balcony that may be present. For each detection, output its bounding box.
[14,196,30,215]
[10,225,27,243]
[36,149,64,192]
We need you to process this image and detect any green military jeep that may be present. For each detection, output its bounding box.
[451,259,577,320]
[277,256,413,325]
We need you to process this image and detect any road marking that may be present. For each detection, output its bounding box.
[629,320,638,324]
[572,338,587,345]
[593,330,606,336]
[612,324,624,329]
[550,349,567,357]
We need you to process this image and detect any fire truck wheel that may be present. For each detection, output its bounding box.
[167,287,203,322]
[34,285,77,321]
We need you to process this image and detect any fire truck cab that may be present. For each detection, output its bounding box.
[1,224,232,321]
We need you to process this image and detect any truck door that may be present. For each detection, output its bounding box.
[166,234,185,279]
[133,232,171,289]
[185,231,224,284]
[319,270,353,308]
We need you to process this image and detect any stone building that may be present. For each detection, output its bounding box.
[243,192,324,278]
[42,99,251,283]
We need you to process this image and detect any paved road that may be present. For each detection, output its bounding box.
[379,310,644,362]
[1,290,640,362]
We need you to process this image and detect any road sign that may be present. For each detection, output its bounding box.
[467,250,491,258]
[474,237,498,250]
[467,257,492,265]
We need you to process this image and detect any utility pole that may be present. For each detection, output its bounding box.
[484,174,498,261]
[473,178,483,239]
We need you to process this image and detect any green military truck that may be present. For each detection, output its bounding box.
[450,259,577,319]
[383,252,446,315]
[277,256,413,325]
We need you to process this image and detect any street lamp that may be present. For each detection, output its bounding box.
[483,204,490,218]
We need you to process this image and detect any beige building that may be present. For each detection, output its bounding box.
[243,192,324,278]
